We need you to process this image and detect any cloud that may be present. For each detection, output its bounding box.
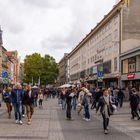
[14,0,65,9]
[0,0,24,34]
[0,0,116,62]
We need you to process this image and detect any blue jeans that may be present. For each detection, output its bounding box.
[72,98,77,110]
[34,99,37,107]
[62,99,66,110]
[84,105,90,119]
[13,102,22,121]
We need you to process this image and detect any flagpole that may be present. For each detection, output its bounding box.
[32,77,34,85]
[38,76,40,86]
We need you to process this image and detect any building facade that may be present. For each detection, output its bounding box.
[68,0,140,88]
[6,51,20,84]
[0,26,21,85]
[58,53,69,85]
[19,63,24,84]
[120,0,140,91]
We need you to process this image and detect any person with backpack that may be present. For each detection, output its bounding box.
[82,88,92,121]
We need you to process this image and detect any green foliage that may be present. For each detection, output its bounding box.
[24,53,58,85]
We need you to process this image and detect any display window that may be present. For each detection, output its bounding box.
[122,59,128,74]
[136,55,140,72]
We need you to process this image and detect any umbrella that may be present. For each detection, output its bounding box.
[60,84,72,88]
[32,85,38,89]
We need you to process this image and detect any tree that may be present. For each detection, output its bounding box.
[24,53,58,85]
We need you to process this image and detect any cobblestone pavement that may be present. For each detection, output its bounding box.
[0,99,140,140]
[0,102,6,116]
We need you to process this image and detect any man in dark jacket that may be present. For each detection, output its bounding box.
[96,89,113,134]
[95,87,103,103]
[118,89,125,108]
[23,85,34,125]
[65,87,73,120]
[130,88,140,120]
[11,83,23,125]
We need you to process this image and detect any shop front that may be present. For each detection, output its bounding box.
[121,53,140,91]
[103,71,120,88]
[121,73,140,91]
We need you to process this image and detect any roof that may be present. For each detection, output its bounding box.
[5,51,13,57]
[68,0,124,58]
[58,53,69,64]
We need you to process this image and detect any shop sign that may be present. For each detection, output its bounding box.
[93,66,97,74]
[127,73,135,79]
[97,64,103,82]
[2,71,8,78]
[2,78,9,84]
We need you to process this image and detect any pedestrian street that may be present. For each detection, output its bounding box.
[0,99,140,140]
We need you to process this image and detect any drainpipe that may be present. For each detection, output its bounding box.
[119,7,122,88]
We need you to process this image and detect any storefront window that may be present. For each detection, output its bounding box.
[136,55,140,72]
[128,57,136,73]
[128,63,135,73]
[103,60,111,74]
[122,59,128,74]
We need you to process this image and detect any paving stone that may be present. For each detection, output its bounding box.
[0,99,140,140]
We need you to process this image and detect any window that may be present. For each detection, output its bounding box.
[128,57,136,73]
[103,61,111,74]
[114,57,117,71]
[128,63,135,73]
[122,59,128,74]
[92,56,94,62]
[88,59,90,64]
[90,57,92,62]
[136,55,140,72]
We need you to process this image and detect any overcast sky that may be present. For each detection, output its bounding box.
[0,0,116,62]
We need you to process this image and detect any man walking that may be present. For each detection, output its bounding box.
[65,87,74,120]
[11,83,23,125]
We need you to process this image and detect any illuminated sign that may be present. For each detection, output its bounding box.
[127,74,135,79]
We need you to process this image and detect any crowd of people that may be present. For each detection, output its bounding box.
[58,84,140,134]
[0,83,45,125]
[0,83,140,135]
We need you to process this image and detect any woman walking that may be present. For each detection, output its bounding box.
[3,87,12,118]
[23,85,34,125]
[96,89,113,134]
[82,88,92,121]
[38,89,44,108]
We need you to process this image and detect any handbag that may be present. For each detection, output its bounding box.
[138,102,140,110]
[107,103,114,116]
